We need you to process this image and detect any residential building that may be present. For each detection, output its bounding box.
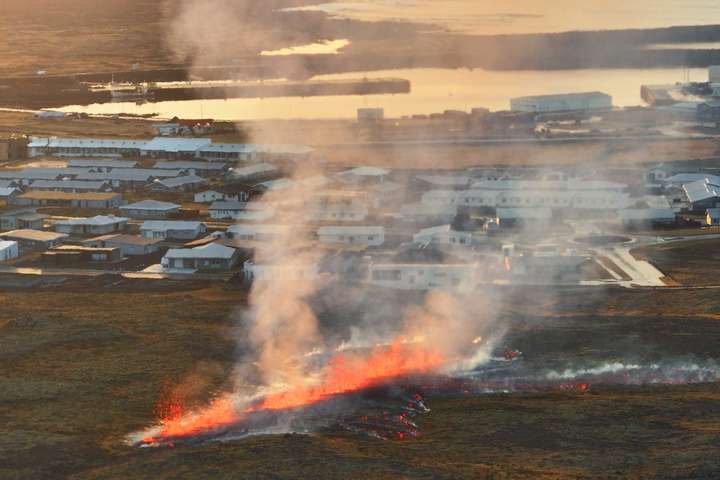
[0,230,68,253]
[243,258,319,282]
[0,187,20,200]
[226,224,287,242]
[42,245,123,265]
[194,187,250,204]
[0,208,46,230]
[9,191,123,209]
[336,166,390,184]
[67,159,138,169]
[162,243,239,271]
[140,221,206,240]
[54,215,129,236]
[82,234,162,256]
[27,137,148,158]
[228,163,277,183]
[683,178,720,211]
[367,263,477,290]
[152,175,207,192]
[317,226,385,247]
[28,180,112,193]
[153,161,227,176]
[0,241,19,261]
[305,191,368,222]
[413,225,474,247]
[119,200,180,219]
[196,144,257,162]
[139,137,213,158]
[209,201,274,221]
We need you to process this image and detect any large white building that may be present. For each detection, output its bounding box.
[510,92,612,113]
[317,226,385,247]
[367,263,477,290]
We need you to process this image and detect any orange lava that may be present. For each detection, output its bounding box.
[249,340,445,412]
[148,340,445,442]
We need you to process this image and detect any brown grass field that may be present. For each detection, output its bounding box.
[3,279,720,479]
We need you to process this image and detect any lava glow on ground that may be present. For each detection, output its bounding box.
[137,341,445,447]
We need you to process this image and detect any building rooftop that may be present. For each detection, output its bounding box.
[164,242,237,259]
[153,161,226,170]
[67,159,138,169]
[54,215,129,227]
[17,191,121,201]
[120,200,180,211]
[209,201,249,210]
[141,137,213,153]
[30,180,109,190]
[83,233,162,246]
[141,220,204,231]
[155,175,207,189]
[230,163,277,178]
[0,229,68,242]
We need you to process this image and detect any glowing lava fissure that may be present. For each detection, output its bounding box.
[141,341,446,445]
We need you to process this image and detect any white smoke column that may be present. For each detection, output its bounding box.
[238,174,327,388]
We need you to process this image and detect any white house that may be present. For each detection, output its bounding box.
[228,163,277,183]
[196,143,257,162]
[152,175,207,192]
[305,192,368,222]
[139,137,213,158]
[317,226,385,247]
[194,188,250,204]
[336,166,390,184]
[162,243,239,272]
[413,225,474,247]
[120,200,181,219]
[366,263,477,290]
[82,234,162,256]
[0,240,19,261]
[243,258,319,282]
[140,221,206,240]
[209,201,274,221]
[226,224,287,242]
[54,215,129,236]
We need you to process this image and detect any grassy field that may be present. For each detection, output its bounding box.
[3,280,720,479]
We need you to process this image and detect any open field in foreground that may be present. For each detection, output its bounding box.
[3,280,720,479]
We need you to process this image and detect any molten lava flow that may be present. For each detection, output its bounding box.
[249,340,445,412]
[146,340,445,443]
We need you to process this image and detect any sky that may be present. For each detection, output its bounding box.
[287,0,720,35]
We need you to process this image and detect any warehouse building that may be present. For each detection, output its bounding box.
[510,91,612,113]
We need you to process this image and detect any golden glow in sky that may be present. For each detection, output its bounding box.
[287,1,720,35]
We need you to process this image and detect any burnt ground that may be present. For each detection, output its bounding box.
[1,281,720,478]
[633,237,720,286]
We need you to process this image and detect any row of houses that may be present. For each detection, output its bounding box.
[27,137,314,162]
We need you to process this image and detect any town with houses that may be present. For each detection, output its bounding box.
[1,109,719,290]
